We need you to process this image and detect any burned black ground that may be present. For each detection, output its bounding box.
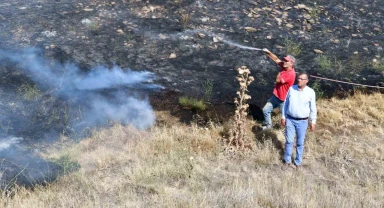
[0,0,382,105]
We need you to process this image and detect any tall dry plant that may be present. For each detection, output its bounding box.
[180,12,191,29]
[227,66,254,150]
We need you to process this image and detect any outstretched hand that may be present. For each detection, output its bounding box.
[263,48,271,53]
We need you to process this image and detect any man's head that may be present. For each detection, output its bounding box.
[297,72,309,89]
[282,55,295,70]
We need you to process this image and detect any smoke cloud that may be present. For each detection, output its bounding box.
[0,48,159,188]
[0,48,158,131]
[0,137,22,152]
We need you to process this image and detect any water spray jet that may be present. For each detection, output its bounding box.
[219,38,263,51]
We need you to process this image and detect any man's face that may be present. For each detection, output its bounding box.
[283,59,294,69]
[297,74,309,88]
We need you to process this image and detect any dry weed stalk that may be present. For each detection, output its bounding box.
[180,13,191,29]
[227,66,254,150]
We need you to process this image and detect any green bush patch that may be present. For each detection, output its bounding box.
[178,96,207,111]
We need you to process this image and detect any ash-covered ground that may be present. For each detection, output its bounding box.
[0,0,383,103]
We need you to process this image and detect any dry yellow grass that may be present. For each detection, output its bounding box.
[1,92,383,207]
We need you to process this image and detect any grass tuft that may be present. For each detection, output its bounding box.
[50,154,80,175]
[372,61,384,72]
[179,12,191,30]
[178,96,207,111]
[283,39,302,56]
[315,54,333,71]
[87,21,100,31]
[18,84,40,101]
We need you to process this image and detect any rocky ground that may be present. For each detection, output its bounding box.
[0,0,383,106]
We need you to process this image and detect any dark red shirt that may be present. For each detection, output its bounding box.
[273,63,296,101]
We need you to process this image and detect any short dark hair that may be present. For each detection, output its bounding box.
[298,72,309,79]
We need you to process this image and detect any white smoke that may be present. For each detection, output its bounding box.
[74,65,156,90]
[0,48,158,131]
[0,137,23,152]
[86,97,155,129]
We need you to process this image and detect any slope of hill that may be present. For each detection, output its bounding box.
[1,92,383,207]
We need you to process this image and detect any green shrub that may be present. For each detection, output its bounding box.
[309,5,322,20]
[178,96,207,111]
[347,55,367,72]
[310,80,325,100]
[50,154,80,175]
[373,61,384,72]
[283,39,302,56]
[202,80,214,103]
[18,84,40,101]
[88,21,100,31]
[315,55,333,71]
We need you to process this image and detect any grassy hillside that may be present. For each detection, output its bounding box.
[1,92,383,207]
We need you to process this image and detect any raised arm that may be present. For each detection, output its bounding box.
[263,48,282,65]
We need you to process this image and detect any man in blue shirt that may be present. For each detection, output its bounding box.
[281,72,317,168]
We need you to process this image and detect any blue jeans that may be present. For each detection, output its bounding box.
[284,117,308,165]
[262,95,284,127]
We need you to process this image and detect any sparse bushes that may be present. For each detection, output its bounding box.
[226,66,254,150]
[315,54,377,79]
[315,54,344,75]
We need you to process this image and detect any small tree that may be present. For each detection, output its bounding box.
[227,66,254,150]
